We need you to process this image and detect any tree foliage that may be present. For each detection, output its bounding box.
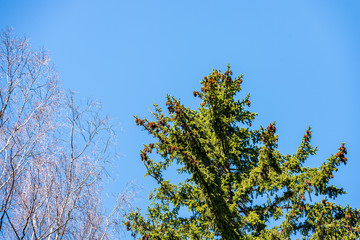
[127,66,359,239]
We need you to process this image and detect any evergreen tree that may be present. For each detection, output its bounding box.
[126,66,359,239]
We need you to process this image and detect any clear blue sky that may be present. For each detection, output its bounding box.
[1,0,359,237]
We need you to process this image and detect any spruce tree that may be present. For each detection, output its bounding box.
[126,67,359,239]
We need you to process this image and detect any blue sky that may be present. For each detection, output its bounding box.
[1,0,360,237]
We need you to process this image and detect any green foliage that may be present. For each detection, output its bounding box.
[126,66,359,239]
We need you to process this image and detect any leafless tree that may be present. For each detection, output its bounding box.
[0,29,131,239]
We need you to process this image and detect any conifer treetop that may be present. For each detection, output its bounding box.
[127,67,359,240]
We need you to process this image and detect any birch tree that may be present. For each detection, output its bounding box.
[0,29,129,240]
